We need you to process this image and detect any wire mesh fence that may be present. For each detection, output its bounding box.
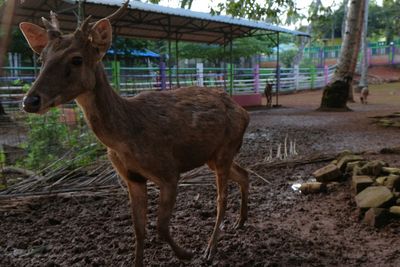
[0,107,113,194]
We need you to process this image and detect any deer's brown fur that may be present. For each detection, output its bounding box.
[20,4,249,266]
[264,80,273,107]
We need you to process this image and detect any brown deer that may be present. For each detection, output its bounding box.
[19,2,250,266]
[264,80,273,108]
[360,86,369,104]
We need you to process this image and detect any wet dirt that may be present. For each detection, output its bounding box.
[1,84,400,266]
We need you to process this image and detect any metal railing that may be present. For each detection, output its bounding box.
[0,64,336,112]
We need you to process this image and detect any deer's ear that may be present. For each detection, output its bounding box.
[90,19,112,59]
[19,22,48,54]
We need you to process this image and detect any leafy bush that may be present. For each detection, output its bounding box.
[20,108,104,171]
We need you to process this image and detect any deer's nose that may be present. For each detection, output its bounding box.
[23,95,41,113]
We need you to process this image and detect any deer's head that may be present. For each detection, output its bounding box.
[19,2,128,114]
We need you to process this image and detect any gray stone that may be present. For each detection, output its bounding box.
[358,160,388,176]
[382,167,400,175]
[312,164,341,183]
[336,150,353,159]
[389,206,400,216]
[345,161,367,174]
[355,186,394,209]
[352,175,374,194]
[363,208,389,228]
[337,155,364,172]
[375,175,400,191]
[299,182,327,194]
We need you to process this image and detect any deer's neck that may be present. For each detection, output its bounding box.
[75,63,133,149]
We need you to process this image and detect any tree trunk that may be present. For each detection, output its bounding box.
[319,0,366,111]
[293,26,311,67]
[358,0,369,93]
[341,0,349,38]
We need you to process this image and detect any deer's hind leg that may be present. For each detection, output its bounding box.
[204,158,231,260]
[229,162,249,229]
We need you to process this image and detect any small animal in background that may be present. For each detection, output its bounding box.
[360,87,369,104]
[264,81,273,107]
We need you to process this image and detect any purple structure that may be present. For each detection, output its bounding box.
[391,43,396,65]
[159,61,167,90]
[324,65,329,86]
[253,64,260,93]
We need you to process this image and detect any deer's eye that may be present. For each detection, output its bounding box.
[71,56,83,66]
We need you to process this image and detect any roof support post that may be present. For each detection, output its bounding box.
[167,16,172,90]
[168,38,172,89]
[275,32,280,106]
[223,39,227,91]
[175,35,180,88]
[229,38,233,96]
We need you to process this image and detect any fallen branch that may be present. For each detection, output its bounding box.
[248,154,336,170]
[1,166,37,177]
[246,168,271,184]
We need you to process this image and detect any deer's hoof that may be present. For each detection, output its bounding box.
[203,245,216,262]
[176,248,194,260]
[233,218,246,230]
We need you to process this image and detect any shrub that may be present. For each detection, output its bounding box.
[20,108,104,171]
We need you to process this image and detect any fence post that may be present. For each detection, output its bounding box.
[294,65,299,91]
[159,61,167,90]
[253,64,259,93]
[318,47,324,67]
[275,63,281,105]
[111,60,120,92]
[310,65,316,89]
[391,42,395,65]
[324,64,329,86]
[368,48,372,66]
[228,63,234,95]
[196,62,204,87]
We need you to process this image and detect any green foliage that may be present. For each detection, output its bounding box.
[22,83,31,93]
[0,147,5,166]
[22,109,68,170]
[310,0,398,43]
[299,57,315,69]
[177,35,277,65]
[21,108,103,171]
[280,49,298,67]
[211,0,300,24]
[11,79,23,86]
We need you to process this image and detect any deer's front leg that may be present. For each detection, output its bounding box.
[158,181,193,260]
[127,179,148,267]
[108,150,148,267]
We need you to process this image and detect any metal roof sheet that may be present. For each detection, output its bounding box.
[4,0,309,44]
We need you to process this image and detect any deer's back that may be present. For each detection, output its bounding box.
[122,87,249,173]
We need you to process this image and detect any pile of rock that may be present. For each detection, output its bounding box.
[309,152,400,227]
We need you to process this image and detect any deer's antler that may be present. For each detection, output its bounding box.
[103,0,129,24]
[88,0,129,27]
[42,11,62,39]
[76,0,129,38]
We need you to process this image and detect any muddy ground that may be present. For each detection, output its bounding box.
[1,83,400,266]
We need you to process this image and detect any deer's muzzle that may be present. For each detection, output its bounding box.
[22,95,41,113]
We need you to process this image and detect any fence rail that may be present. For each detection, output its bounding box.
[265,42,400,67]
[0,64,336,111]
